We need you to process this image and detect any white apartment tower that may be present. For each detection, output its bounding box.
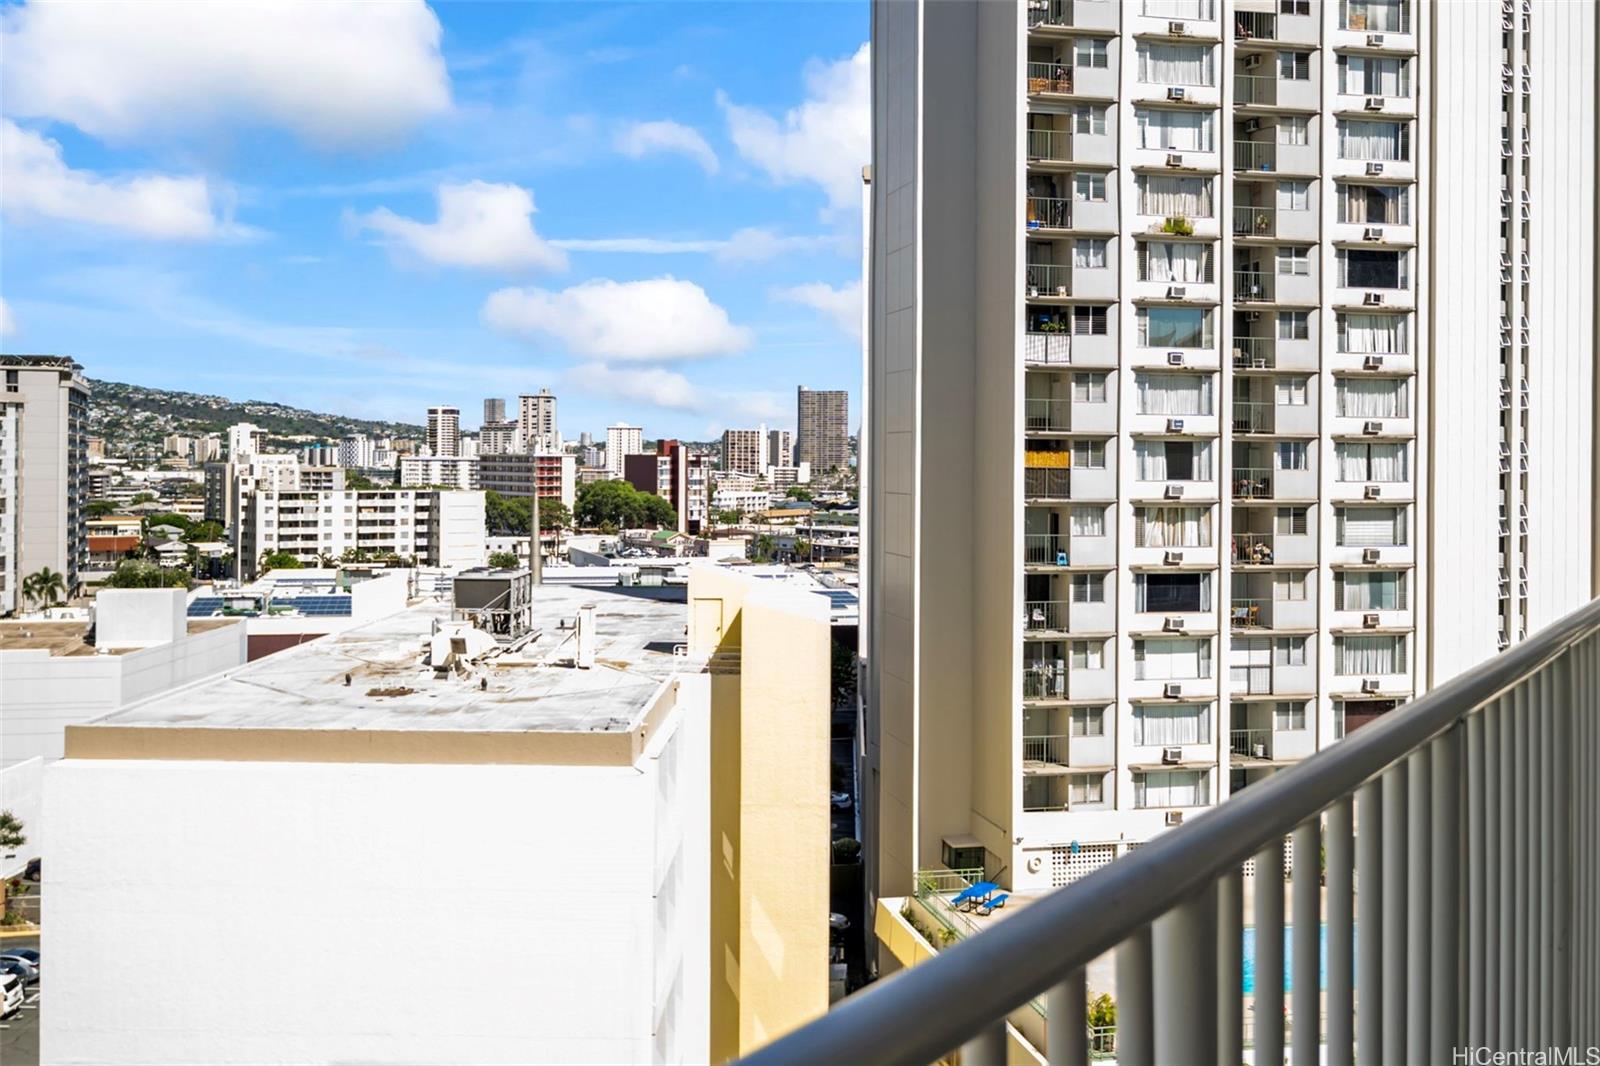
[864,0,1597,904]
[518,389,560,453]
[606,423,643,480]
[426,406,461,458]
[1,355,90,603]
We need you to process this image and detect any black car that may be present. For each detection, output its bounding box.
[24,858,40,881]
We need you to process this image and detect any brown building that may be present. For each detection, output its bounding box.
[796,387,849,472]
[625,439,710,534]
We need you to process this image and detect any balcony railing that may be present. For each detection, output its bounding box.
[1232,336,1276,369]
[1026,62,1075,96]
[1025,398,1072,433]
[1026,263,1073,298]
[1234,10,1277,40]
[1023,662,1068,701]
[1023,733,1070,766]
[1232,532,1276,564]
[1234,269,1272,300]
[1230,597,1269,629]
[1232,400,1275,434]
[1233,73,1278,107]
[1025,600,1069,632]
[1026,0,1072,28]
[1232,203,1276,237]
[1024,332,1072,366]
[1024,533,1069,566]
[744,596,1600,1066]
[1230,727,1274,759]
[1232,466,1274,499]
[1026,127,1074,163]
[1025,467,1072,500]
[1026,197,1073,231]
[1234,139,1277,172]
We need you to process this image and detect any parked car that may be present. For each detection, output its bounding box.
[24,858,40,881]
[0,972,22,1018]
[2,947,37,965]
[0,956,35,986]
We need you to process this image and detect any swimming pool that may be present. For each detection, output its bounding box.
[1241,924,1353,993]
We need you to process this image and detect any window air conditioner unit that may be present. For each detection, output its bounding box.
[1359,612,1381,629]
[1367,33,1386,47]
[1363,547,1382,563]
[1361,678,1382,693]
[1164,550,1184,565]
[1167,351,1186,366]
[1165,810,1185,826]
[1366,162,1386,176]
[1363,355,1385,370]
[1364,96,1385,111]
[1165,483,1185,499]
[1167,285,1188,298]
[1363,420,1384,435]
[1169,20,1187,35]
[1363,227,1384,241]
[1162,746,1184,765]
[1364,484,1383,499]
[1163,616,1185,632]
[1167,152,1185,167]
[1363,292,1385,306]
[1168,87,1188,102]
[1163,682,1184,698]
[1167,418,1186,432]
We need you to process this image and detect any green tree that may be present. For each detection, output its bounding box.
[260,551,304,572]
[130,492,158,505]
[343,471,384,490]
[575,480,677,530]
[182,520,225,543]
[484,490,532,535]
[144,512,195,533]
[537,499,571,532]
[103,560,191,589]
[488,551,520,569]
[785,486,813,501]
[86,500,118,519]
[751,534,777,563]
[0,811,25,852]
[23,568,67,609]
[713,508,743,525]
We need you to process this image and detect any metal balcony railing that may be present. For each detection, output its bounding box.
[1230,596,1270,629]
[743,595,1600,1066]
[1022,663,1068,701]
[1024,332,1073,366]
[1234,73,1278,107]
[1026,0,1072,29]
[1025,398,1072,433]
[1230,727,1274,759]
[1026,127,1074,163]
[1235,139,1277,172]
[1232,336,1275,369]
[1023,733,1070,766]
[1232,466,1274,499]
[1026,62,1075,96]
[1232,531,1276,564]
[1232,399,1275,434]
[1234,269,1272,300]
[1025,600,1070,633]
[1025,467,1072,500]
[1026,197,1073,231]
[1024,533,1069,566]
[1026,263,1073,298]
[1232,203,1276,237]
[1234,10,1277,40]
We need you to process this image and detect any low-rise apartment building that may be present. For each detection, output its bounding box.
[477,452,576,510]
[237,489,485,579]
[399,454,479,491]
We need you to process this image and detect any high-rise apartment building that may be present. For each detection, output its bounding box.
[624,439,712,534]
[518,389,559,453]
[398,455,479,491]
[479,420,519,455]
[606,423,643,479]
[796,387,850,472]
[338,434,376,469]
[477,452,577,511]
[864,0,1596,907]
[1,355,90,603]
[483,397,506,426]
[721,426,766,477]
[767,429,793,470]
[426,406,461,458]
[227,423,267,461]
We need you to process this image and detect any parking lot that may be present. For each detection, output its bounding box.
[0,933,41,1066]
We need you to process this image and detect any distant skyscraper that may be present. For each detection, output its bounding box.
[1,355,90,606]
[518,390,559,453]
[605,423,643,480]
[796,388,849,472]
[227,423,267,461]
[767,429,793,470]
[426,406,461,458]
[483,398,506,426]
[721,427,766,477]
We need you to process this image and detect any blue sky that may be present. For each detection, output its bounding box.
[0,1,868,438]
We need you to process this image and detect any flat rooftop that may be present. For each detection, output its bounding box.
[0,618,236,657]
[79,583,699,736]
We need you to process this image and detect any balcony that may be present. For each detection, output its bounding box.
[1025,62,1074,97]
[1025,196,1072,232]
[1232,10,1275,42]
[1025,466,1072,501]
[1025,262,1073,300]
[1028,0,1120,33]
[1023,661,1067,701]
[1231,400,1275,435]
[1229,727,1273,760]
[1022,733,1070,769]
[1232,204,1276,238]
[1024,599,1070,634]
[1232,466,1273,500]
[1025,127,1073,164]
[1023,331,1072,367]
[1233,269,1274,302]
[1234,139,1276,173]
[1231,336,1275,370]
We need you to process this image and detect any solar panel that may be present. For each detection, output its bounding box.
[186,597,224,617]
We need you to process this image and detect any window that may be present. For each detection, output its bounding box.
[1135,769,1209,809]
[1273,702,1307,730]
[1135,505,1213,547]
[1278,52,1310,81]
[1134,703,1211,745]
[1339,249,1409,290]
[1339,183,1410,225]
[1275,376,1309,405]
[1140,241,1211,283]
[1336,442,1409,482]
[1280,0,1311,14]
[1136,42,1215,86]
[1071,572,1106,603]
[1276,441,1309,471]
[1278,310,1310,340]
[1073,305,1109,335]
[1070,706,1105,737]
[1134,637,1212,680]
[1074,172,1107,202]
[1137,572,1212,613]
[1137,108,1214,152]
[1275,506,1309,536]
[1274,636,1307,666]
[1277,572,1308,601]
[1139,306,1213,348]
[1336,505,1407,547]
[1068,773,1106,807]
[1138,175,1214,217]
[1335,634,1407,675]
[1277,116,1310,145]
[1338,120,1411,162]
[1136,371,1214,415]
[1336,377,1410,417]
[1336,570,1407,610]
[1073,371,1109,403]
[1072,439,1107,469]
[1145,0,1215,18]
[1071,639,1105,670]
[1277,180,1311,212]
[1075,38,1109,68]
[1340,55,1410,97]
[1074,105,1108,136]
[1343,0,1408,33]
[1074,238,1108,269]
[1135,439,1213,481]
[1277,246,1310,276]
[1071,505,1107,536]
[1337,312,1409,354]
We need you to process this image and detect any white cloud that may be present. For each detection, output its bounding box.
[1,120,246,241]
[549,226,842,262]
[353,181,567,272]
[566,362,784,422]
[483,276,752,362]
[0,0,450,148]
[776,280,862,340]
[0,297,15,337]
[719,43,869,213]
[614,120,719,174]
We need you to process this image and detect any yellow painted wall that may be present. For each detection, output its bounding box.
[690,567,831,1062]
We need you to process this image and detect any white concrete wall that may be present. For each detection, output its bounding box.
[95,589,187,648]
[0,757,43,878]
[434,490,489,572]
[43,693,712,1065]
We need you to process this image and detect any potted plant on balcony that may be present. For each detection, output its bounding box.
[1254,211,1272,234]
[1162,215,1195,237]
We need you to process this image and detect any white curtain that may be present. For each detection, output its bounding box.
[1137,372,1213,415]
[1139,176,1214,217]
[1071,506,1106,536]
[1346,0,1405,33]
[1136,506,1212,547]
[1341,185,1408,224]
[1338,506,1406,547]
[1143,241,1209,283]
[1336,442,1408,482]
[1067,775,1104,806]
[1134,638,1212,680]
[1138,108,1213,151]
[1137,43,1214,86]
[1338,120,1407,161]
[1338,313,1409,354]
[1336,635,1406,675]
[1337,377,1409,417]
[1339,572,1405,610]
[1136,769,1207,809]
[1145,0,1214,18]
[1134,704,1211,745]
[1342,56,1409,97]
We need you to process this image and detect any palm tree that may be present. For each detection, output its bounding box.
[24,568,66,610]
